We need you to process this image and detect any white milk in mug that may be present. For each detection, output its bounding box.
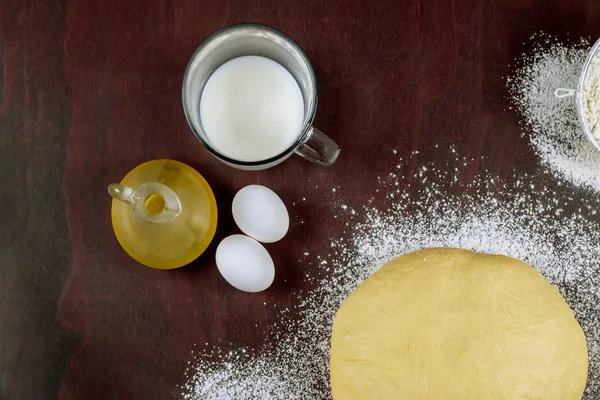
[199,56,305,162]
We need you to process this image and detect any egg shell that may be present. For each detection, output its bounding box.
[215,234,275,292]
[232,185,289,243]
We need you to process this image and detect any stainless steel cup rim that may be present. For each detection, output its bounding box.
[182,23,318,167]
[554,36,600,152]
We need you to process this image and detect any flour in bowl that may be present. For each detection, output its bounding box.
[584,50,600,141]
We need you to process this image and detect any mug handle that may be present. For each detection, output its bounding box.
[295,127,340,166]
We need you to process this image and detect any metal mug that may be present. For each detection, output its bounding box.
[182,23,340,170]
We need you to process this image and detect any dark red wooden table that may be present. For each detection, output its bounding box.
[2,0,600,399]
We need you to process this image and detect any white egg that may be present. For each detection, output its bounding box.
[215,235,275,292]
[232,185,289,243]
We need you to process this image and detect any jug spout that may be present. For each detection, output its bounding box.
[107,181,182,224]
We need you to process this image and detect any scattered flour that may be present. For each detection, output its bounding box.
[181,150,600,399]
[508,34,600,191]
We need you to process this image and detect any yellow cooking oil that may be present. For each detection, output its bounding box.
[111,159,218,269]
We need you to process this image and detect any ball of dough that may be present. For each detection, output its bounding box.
[330,248,588,400]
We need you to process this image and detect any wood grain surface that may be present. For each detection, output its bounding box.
[2,0,600,399]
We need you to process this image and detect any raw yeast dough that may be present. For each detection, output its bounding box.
[330,248,588,400]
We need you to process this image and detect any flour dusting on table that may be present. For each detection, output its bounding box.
[180,151,600,399]
[508,34,600,191]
